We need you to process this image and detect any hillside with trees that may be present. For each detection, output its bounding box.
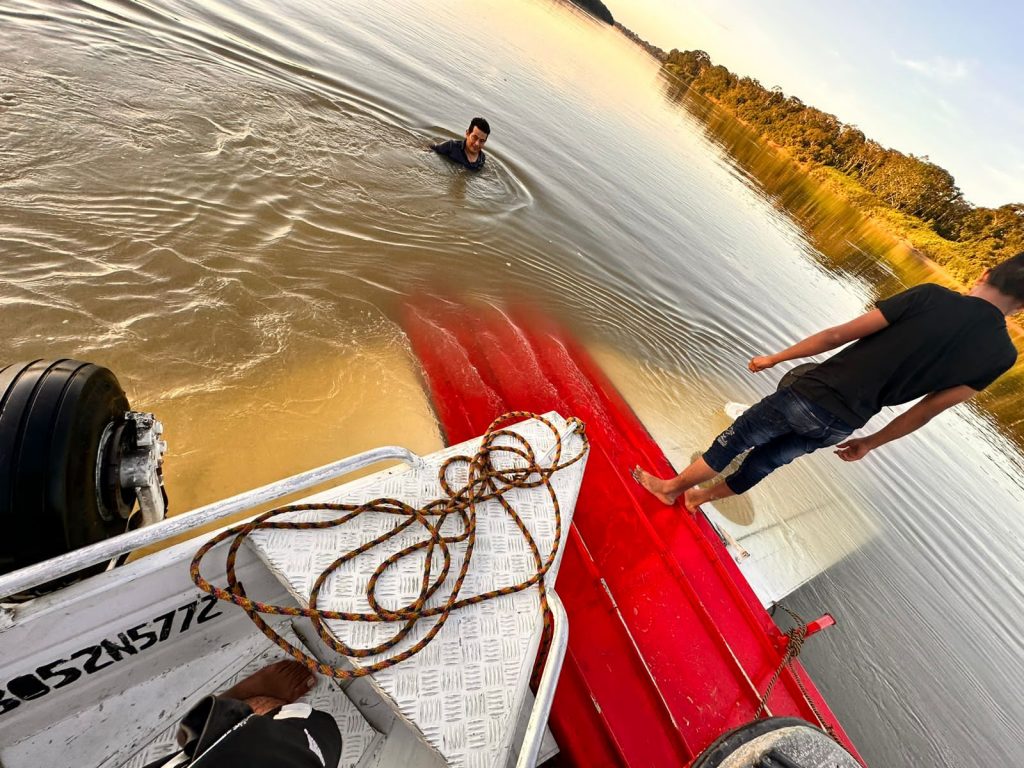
[567,0,614,25]
[656,48,1024,284]
[614,23,664,59]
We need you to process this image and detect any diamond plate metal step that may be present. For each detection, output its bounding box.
[246,413,586,768]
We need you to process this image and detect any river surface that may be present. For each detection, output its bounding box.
[2,1,1023,765]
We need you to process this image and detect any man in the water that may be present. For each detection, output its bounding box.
[633,252,1024,510]
[431,117,489,171]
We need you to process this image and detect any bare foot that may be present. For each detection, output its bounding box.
[245,695,291,715]
[683,487,709,511]
[221,660,316,714]
[631,466,680,505]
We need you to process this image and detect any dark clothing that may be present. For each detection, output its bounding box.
[704,388,854,495]
[432,139,485,171]
[703,283,1016,494]
[145,696,341,768]
[791,284,1016,428]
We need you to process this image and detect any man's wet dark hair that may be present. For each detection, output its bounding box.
[987,251,1024,302]
[468,117,490,136]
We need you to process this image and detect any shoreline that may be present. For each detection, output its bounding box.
[638,38,1022,303]
[678,86,1024,339]
[649,73,1024,445]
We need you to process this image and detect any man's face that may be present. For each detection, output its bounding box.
[465,126,488,154]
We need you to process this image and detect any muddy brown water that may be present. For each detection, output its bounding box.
[2,1,1022,764]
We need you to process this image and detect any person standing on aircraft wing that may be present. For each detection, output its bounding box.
[634,252,1024,510]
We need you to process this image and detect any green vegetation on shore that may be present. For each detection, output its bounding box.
[639,46,1023,286]
[566,0,614,25]
[610,27,1024,443]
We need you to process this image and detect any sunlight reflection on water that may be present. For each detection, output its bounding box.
[1,1,1023,764]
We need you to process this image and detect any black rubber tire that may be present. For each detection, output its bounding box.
[0,359,130,575]
[777,362,818,391]
[691,716,811,768]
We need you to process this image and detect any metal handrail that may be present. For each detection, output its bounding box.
[516,591,569,768]
[0,445,422,600]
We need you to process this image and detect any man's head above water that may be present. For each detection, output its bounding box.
[464,117,490,157]
[429,117,489,170]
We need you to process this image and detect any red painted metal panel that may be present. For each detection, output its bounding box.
[401,299,863,766]
[558,534,692,765]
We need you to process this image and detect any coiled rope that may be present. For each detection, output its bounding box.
[190,411,588,680]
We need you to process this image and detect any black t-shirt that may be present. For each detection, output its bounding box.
[432,139,485,171]
[790,283,1017,428]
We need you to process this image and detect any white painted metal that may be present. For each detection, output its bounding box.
[0,445,423,599]
[0,537,303,766]
[513,592,566,768]
[117,628,383,768]
[245,413,586,768]
[0,413,586,768]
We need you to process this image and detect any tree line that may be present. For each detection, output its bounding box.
[660,48,1024,279]
[567,0,614,25]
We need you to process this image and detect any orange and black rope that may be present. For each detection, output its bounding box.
[190,411,587,680]
[755,605,840,743]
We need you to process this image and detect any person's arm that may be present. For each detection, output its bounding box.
[749,309,889,372]
[834,385,977,461]
[430,139,454,156]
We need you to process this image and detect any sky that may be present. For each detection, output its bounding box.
[610,0,1024,209]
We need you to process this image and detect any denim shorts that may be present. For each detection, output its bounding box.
[703,388,854,495]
